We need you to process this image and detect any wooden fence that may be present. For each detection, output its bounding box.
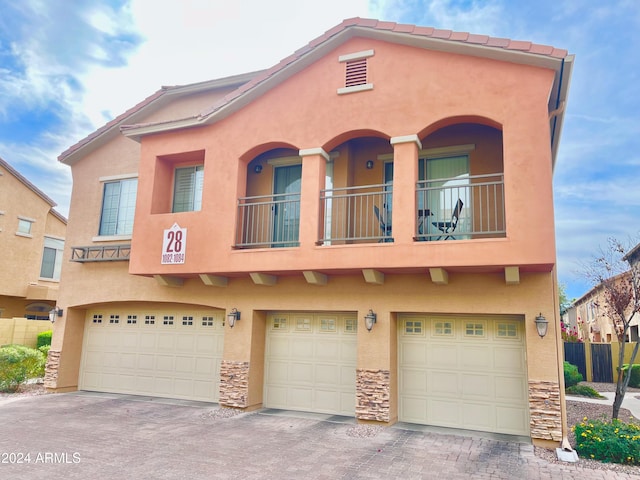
[564,340,638,383]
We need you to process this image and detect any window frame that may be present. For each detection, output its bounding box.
[97,175,138,238]
[39,236,64,280]
[172,165,204,213]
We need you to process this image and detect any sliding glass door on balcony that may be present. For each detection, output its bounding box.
[416,155,505,241]
[273,165,301,246]
[418,155,470,240]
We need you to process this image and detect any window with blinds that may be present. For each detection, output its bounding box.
[173,165,204,212]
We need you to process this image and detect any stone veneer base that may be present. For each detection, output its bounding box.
[219,360,250,408]
[44,349,61,389]
[355,369,390,422]
[529,380,562,442]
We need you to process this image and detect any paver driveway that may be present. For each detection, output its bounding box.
[1,392,638,479]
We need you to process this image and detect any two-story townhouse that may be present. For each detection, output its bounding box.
[48,18,573,449]
[0,156,67,319]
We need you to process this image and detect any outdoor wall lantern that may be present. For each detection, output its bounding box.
[364,309,377,332]
[366,160,374,170]
[49,307,63,323]
[227,308,241,328]
[534,313,548,338]
[254,164,263,174]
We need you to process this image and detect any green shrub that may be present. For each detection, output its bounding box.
[37,330,52,349]
[0,345,46,392]
[565,384,605,398]
[574,418,640,465]
[622,364,640,388]
[564,361,583,388]
[38,345,50,358]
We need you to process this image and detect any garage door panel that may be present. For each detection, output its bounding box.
[80,308,224,402]
[266,361,290,382]
[401,342,427,364]
[430,398,460,424]
[291,338,314,357]
[401,369,427,394]
[494,348,525,371]
[340,365,356,387]
[315,340,340,359]
[461,346,490,369]
[315,364,340,385]
[431,371,458,395]
[315,389,340,412]
[496,406,528,433]
[139,335,156,350]
[157,334,176,351]
[495,376,527,401]
[174,335,194,352]
[462,403,494,429]
[137,354,155,370]
[289,387,313,410]
[399,315,529,436]
[428,345,457,367]
[461,374,491,397]
[291,363,314,383]
[120,353,137,369]
[175,356,194,373]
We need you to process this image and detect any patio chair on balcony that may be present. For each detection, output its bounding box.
[374,205,392,242]
[432,198,463,240]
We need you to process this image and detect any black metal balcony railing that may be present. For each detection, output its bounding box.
[71,244,131,262]
[235,192,301,248]
[415,173,505,241]
[320,184,392,244]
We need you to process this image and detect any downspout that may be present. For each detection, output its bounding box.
[549,58,566,156]
[553,269,573,451]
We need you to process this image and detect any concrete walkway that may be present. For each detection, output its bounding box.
[566,391,640,419]
[1,392,640,479]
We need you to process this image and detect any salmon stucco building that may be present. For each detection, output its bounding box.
[47,18,574,448]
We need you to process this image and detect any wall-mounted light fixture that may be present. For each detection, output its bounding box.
[49,307,63,323]
[364,309,377,331]
[227,308,241,328]
[254,164,263,174]
[366,160,374,170]
[534,313,548,338]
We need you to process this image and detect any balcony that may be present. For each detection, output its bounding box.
[71,244,132,262]
[234,174,505,247]
[415,173,505,241]
[235,192,301,248]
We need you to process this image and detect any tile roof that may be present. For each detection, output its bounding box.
[121,17,571,137]
[59,17,572,162]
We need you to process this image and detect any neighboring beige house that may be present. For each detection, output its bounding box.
[0,156,67,319]
[569,243,640,344]
[48,18,574,449]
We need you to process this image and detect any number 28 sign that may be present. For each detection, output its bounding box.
[161,223,187,264]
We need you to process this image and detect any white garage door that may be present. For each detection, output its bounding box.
[399,315,529,436]
[264,312,357,416]
[80,307,225,402]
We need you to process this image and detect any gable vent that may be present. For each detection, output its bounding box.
[345,58,367,87]
[337,49,374,95]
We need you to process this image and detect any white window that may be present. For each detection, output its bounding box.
[40,237,64,280]
[17,217,34,236]
[173,165,203,212]
[99,178,137,236]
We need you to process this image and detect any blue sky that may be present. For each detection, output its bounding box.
[0,0,639,300]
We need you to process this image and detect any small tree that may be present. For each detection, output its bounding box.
[584,238,640,419]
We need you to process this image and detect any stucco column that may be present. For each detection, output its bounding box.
[356,307,396,424]
[298,148,328,247]
[219,306,265,410]
[45,307,84,392]
[390,135,421,244]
